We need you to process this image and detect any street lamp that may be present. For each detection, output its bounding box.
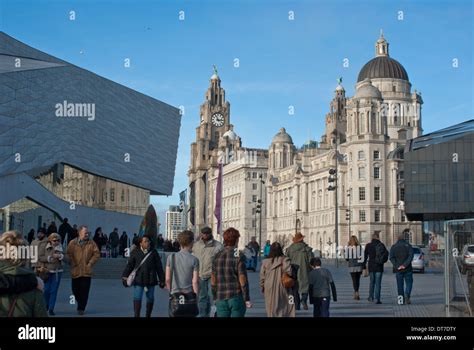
[256,173,265,252]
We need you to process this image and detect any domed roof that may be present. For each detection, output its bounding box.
[272,128,293,144]
[355,79,382,99]
[357,56,409,82]
[223,129,238,141]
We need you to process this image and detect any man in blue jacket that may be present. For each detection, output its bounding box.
[389,231,414,305]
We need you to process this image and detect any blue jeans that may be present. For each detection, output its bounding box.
[133,285,155,303]
[252,256,258,271]
[313,297,330,317]
[215,295,246,317]
[44,272,62,311]
[198,278,213,317]
[396,270,413,299]
[369,272,383,301]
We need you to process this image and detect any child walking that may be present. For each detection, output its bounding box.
[308,257,337,317]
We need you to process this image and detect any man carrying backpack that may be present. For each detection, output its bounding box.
[389,231,414,305]
[363,232,388,304]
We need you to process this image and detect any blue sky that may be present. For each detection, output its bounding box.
[0,0,472,225]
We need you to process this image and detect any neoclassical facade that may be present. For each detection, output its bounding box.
[266,33,423,252]
[189,33,424,251]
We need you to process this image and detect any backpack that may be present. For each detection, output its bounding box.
[374,242,388,265]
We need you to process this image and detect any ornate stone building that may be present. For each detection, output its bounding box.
[188,69,268,247]
[266,33,423,252]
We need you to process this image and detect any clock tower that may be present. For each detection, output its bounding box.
[188,66,234,231]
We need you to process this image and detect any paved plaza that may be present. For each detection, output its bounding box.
[51,259,446,318]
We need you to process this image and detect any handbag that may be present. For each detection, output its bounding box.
[362,268,369,278]
[168,253,199,317]
[35,263,49,282]
[126,251,152,287]
[281,258,295,289]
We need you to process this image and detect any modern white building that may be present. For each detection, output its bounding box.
[165,205,185,241]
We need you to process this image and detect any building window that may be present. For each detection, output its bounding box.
[374,187,381,201]
[252,219,256,228]
[252,183,257,190]
[110,188,115,202]
[400,188,405,201]
[359,187,366,201]
[252,172,257,178]
[121,190,125,202]
[374,167,380,179]
[359,231,369,244]
[359,210,366,222]
[252,208,256,215]
[252,195,257,202]
[373,150,380,160]
[358,151,365,160]
[358,167,366,180]
[392,85,396,92]
[374,209,381,222]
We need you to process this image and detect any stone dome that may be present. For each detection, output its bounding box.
[272,127,293,144]
[357,56,409,82]
[223,129,237,141]
[355,79,382,99]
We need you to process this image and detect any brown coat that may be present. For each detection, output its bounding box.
[259,256,296,317]
[67,238,100,278]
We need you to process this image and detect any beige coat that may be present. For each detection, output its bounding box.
[67,238,100,278]
[259,256,296,317]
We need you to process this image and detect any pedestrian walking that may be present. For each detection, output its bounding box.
[286,232,313,310]
[248,236,260,271]
[38,233,64,315]
[27,229,35,245]
[308,257,337,317]
[0,231,48,317]
[109,228,120,258]
[67,225,100,315]
[58,218,73,247]
[166,230,199,317]
[211,227,252,317]
[263,240,271,258]
[345,235,364,300]
[192,226,223,317]
[363,232,389,304]
[259,242,295,317]
[389,231,415,305]
[122,236,165,317]
[119,231,129,257]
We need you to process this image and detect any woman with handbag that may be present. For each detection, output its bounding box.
[165,230,199,317]
[122,236,165,317]
[38,233,64,315]
[259,242,295,317]
[345,235,364,300]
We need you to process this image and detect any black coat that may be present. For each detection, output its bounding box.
[364,239,386,273]
[389,239,414,273]
[122,249,164,287]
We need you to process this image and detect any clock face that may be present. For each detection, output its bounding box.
[211,113,225,127]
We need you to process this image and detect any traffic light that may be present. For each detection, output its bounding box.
[328,168,337,191]
[345,209,351,221]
